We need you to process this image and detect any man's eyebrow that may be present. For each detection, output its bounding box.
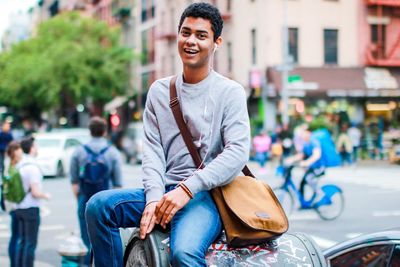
[181,26,209,34]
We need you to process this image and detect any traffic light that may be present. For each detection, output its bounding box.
[110,114,121,127]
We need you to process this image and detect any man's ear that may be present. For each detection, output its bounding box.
[215,36,222,48]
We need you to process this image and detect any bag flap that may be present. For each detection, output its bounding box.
[220,176,289,233]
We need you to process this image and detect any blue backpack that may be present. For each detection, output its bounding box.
[311,129,341,168]
[80,145,110,197]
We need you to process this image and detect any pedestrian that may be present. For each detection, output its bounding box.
[13,137,51,267]
[253,131,271,174]
[69,116,123,265]
[5,141,24,267]
[336,124,353,166]
[348,123,361,163]
[0,121,14,211]
[278,124,293,163]
[85,3,250,266]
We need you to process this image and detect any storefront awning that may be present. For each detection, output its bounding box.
[267,67,400,98]
[104,96,128,112]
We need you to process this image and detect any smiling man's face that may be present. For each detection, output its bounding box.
[178,16,220,70]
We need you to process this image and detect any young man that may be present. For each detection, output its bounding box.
[69,116,122,264]
[13,137,51,267]
[85,3,250,266]
[285,125,325,198]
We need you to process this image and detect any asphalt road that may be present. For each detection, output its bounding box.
[0,160,399,266]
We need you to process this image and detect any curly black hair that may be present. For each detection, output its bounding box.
[178,2,223,42]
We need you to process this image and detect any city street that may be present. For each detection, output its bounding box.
[0,160,399,266]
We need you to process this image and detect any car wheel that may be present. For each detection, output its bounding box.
[56,161,65,177]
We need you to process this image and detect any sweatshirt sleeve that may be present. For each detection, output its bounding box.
[142,88,166,204]
[183,85,250,195]
[69,148,80,184]
[110,147,123,187]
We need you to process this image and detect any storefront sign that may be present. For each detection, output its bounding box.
[364,67,398,90]
[287,81,319,90]
[327,89,400,97]
[287,75,319,91]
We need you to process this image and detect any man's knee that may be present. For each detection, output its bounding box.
[85,191,114,222]
[170,245,204,266]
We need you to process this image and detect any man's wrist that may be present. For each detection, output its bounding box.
[177,183,193,199]
[145,200,158,207]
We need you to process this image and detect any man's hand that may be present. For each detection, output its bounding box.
[299,160,309,168]
[155,187,191,228]
[71,184,79,199]
[140,202,158,239]
[284,158,293,166]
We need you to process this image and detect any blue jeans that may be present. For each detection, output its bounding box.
[77,194,91,264]
[8,210,19,267]
[85,188,222,267]
[255,151,269,167]
[14,207,40,267]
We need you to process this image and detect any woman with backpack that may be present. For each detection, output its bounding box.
[5,141,24,267]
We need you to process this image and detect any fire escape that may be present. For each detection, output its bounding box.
[365,0,400,67]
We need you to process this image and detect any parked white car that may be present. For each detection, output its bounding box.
[121,122,144,164]
[34,132,87,177]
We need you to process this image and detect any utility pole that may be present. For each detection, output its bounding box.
[281,0,290,126]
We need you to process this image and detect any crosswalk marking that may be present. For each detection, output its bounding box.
[372,210,400,217]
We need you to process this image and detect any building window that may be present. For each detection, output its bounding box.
[141,0,146,22]
[141,28,155,65]
[324,29,338,64]
[141,31,148,65]
[227,42,233,72]
[141,0,155,22]
[227,0,232,11]
[371,24,386,58]
[251,28,257,65]
[288,28,298,64]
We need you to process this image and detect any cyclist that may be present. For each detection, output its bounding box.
[284,124,325,199]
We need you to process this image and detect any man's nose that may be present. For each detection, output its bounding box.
[185,34,196,45]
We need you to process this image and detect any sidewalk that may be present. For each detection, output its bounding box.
[0,256,54,267]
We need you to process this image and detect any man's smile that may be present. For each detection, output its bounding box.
[183,48,199,55]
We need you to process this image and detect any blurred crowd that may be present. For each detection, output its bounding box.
[251,115,400,169]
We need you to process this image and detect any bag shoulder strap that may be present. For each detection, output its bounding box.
[84,144,109,157]
[168,76,254,178]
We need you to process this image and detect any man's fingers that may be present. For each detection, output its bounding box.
[140,214,150,239]
[161,207,177,227]
[140,208,154,239]
[155,197,171,223]
[146,214,157,234]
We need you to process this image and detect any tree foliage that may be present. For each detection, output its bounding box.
[0,12,133,117]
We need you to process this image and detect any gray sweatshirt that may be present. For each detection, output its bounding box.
[142,70,250,204]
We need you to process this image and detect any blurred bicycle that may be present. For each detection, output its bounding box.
[273,164,344,220]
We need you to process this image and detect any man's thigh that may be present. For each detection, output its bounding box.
[169,191,222,253]
[87,188,146,228]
